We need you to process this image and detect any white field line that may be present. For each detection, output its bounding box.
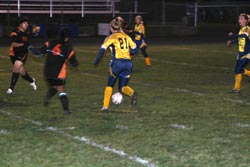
[235,123,250,127]
[148,58,231,70]
[39,127,75,131]
[166,46,235,54]
[0,129,10,135]
[116,125,129,130]
[170,124,193,130]
[81,72,250,106]
[0,109,157,167]
[0,55,9,59]
[223,98,250,106]
[77,48,233,70]
[31,57,250,106]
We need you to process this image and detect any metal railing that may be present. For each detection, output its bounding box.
[0,0,120,17]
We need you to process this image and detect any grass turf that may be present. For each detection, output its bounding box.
[0,40,250,167]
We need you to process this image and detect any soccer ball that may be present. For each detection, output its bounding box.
[111,92,123,104]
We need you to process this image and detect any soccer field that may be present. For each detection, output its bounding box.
[0,40,250,167]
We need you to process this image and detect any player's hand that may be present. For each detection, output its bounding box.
[228,32,234,36]
[226,40,232,46]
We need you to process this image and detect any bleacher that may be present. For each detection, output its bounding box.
[0,0,120,16]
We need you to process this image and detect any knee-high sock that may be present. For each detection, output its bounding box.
[144,57,151,66]
[59,93,69,111]
[122,86,134,97]
[103,86,112,108]
[244,69,250,76]
[234,74,242,90]
[21,72,34,83]
[10,72,19,90]
[46,87,57,99]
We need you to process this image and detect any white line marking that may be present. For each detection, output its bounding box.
[77,47,235,55]
[0,129,10,135]
[31,59,250,106]
[78,49,98,53]
[149,58,231,70]
[0,56,9,59]
[39,127,75,131]
[223,98,250,106]
[170,124,193,130]
[31,61,43,66]
[81,72,250,106]
[116,125,128,130]
[235,123,250,127]
[0,110,157,167]
[77,48,233,70]
[166,46,235,54]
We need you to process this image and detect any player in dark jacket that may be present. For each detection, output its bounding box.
[30,27,78,115]
[7,17,37,95]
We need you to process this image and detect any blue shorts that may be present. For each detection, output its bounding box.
[111,59,132,78]
[234,58,250,74]
[107,59,133,89]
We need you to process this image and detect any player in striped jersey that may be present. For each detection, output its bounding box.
[7,17,37,95]
[30,27,78,114]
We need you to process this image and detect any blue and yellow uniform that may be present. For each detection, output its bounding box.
[134,22,151,66]
[94,31,137,109]
[231,26,250,91]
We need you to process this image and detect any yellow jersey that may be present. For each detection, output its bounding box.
[238,26,250,54]
[101,32,136,60]
[134,23,145,41]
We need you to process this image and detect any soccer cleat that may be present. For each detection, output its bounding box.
[6,88,13,95]
[232,89,240,93]
[64,110,72,115]
[101,106,109,112]
[131,92,137,106]
[30,78,37,90]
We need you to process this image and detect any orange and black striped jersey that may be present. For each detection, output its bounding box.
[39,40,78,79]
[9,28,30,57]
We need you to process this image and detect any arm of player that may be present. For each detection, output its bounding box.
[28,45,47,57]
[10,32,31,51]
[68,50,78,67]
[94,46,106,65]
[128,38,138,56]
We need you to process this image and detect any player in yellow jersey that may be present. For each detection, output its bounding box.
[227,13,250,93]
[94,18,138,112]
[134,15,151,67]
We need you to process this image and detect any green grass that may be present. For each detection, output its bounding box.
[0,40,250,167]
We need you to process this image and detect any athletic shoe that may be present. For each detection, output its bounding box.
[30,78,37,90]
[101,106,109,112]
[131,92,137,106]
[232,89,240,93]
[64,110,72,115]
[6,88,13,95]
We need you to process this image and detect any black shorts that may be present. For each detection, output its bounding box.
[10,54,28,64]
[46,78,66,86]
